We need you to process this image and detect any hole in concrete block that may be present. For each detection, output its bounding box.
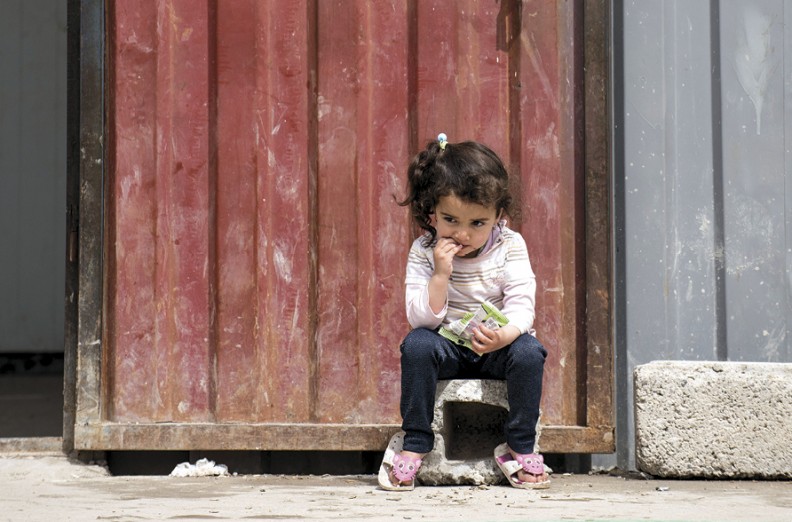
[443,401,508,460]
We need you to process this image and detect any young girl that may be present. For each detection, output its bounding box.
[378,134,549,491]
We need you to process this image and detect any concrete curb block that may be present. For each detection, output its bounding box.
[419,380,511,485]
[634,361,792,478]
[0,437,64,455]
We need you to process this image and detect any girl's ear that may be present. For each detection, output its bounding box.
[429,212,437,226]
[496,208,504,222]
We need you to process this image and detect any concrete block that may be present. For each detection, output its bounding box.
[634,361,792,478]
[418,379,518,485]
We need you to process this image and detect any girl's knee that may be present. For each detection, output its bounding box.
[509,335,547,369]
[400,328,442,362]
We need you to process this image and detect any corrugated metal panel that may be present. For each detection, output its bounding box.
[615,0,792,470]
[720,1,790,362]
[313,0,411,424]
[75,0,611,451]
[108,0,218,422]
[212,1,315,423]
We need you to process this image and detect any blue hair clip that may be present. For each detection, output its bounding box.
[437,133,448,150]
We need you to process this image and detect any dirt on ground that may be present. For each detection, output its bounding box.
[1,454,790,521]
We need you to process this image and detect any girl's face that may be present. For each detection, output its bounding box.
[432,194,501,258]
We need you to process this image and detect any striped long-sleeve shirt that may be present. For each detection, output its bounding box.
[404,224,537,336]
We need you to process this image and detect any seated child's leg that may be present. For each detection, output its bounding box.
[480,334,547,454]
[381,328,466,490]
[399,327,467,453]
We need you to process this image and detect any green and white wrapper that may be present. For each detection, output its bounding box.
[439,301,509,350]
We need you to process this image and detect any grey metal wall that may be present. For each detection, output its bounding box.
[0,1,67,353]
[607,0,792,470]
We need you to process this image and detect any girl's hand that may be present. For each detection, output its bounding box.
[427,238,461,315]
[432,238,462,279]
[470,324,520,355]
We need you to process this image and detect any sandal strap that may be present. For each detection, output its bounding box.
[514,453,545,476]
[391,453,422,482]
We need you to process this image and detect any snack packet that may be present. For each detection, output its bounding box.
[439,301,509,350]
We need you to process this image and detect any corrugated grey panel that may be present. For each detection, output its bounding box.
[612,0,719,471]
[721,1,790,362]
[606,0,792,472]
[625,1,720,361]
[0,1,67,353]
[787,3,792,362]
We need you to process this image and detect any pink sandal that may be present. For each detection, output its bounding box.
[377,431,423,491]
[391,453,423,483]
[494,442,550,489]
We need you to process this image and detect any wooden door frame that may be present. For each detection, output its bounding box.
[65,0,613,454]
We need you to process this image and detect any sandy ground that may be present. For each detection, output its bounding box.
[1,454,790,522]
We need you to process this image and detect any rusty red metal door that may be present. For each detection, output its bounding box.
[72,0,612,452]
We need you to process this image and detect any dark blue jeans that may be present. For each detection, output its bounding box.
[400,327,547,455]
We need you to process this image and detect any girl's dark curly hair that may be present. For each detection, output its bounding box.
[400,138,515,245]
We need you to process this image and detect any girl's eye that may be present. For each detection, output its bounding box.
[443,217,457,224]
[472,221,485,227]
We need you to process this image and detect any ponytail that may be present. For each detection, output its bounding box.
[399,140,446,244]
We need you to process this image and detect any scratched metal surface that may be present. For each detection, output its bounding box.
[613,0,792,471]
[105,0,588,430]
